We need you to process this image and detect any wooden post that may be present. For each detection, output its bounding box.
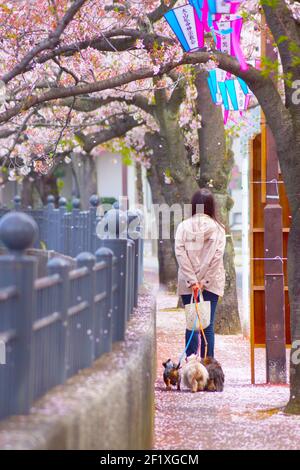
[262,17,287,384]
[264,129,287,383]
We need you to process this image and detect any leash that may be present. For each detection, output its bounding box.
[194,291,208,360]
[177,288,208,367]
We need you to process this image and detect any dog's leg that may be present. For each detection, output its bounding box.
[191,379,198,393]
[165,378,171,391]
[177,379,181,391]
[197,379,205,391]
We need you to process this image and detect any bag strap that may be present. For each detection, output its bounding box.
[190,290,205,304]
[192,288,208,360]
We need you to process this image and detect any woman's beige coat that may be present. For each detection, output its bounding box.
[175,213,226,297]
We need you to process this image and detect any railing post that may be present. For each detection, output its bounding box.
[127,239,135,318]
[97,239,128,342]
[58,197,67,254]
[45,195,56,250]
[89,195,100,253]
[76,252,96,364]
[13,195,21,211]
[135,209,144,287]
[47,257,71,384]
[127,210,141,308]
[0,211,38,415]
[96,208,128,341]
[71,198,81,257]
[95,247,113,356]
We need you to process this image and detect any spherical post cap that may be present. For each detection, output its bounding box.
[89,194,100,207]
[47,195,55,204]
[59,197,67,207]
[72,198,80,209]
[0,211,38,251]
[76,251,96,262]
[95,246,114,258]
[47,257,70,269]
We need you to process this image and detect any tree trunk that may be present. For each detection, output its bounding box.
[135,161,144,205]
[21,177,34,208]
[285,209,300,414]
[34,173,59,205]
[196,69,241,334]
[147,159,178,286]
[71,152,97,209]
[145,92,199,287]
[275,121,300,414]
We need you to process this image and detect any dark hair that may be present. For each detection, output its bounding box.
[191,188,222,226]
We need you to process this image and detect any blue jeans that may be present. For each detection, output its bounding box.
[181,290,219,358]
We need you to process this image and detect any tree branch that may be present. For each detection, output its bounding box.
[1,0,87,84]
[263,2,300,86]
[148,0,179,23]
[168,71,187,113]
[75,114,144,153]
[0,50,292,153]
[21,30,174,73]
[55,93,154,115]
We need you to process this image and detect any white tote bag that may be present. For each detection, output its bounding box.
[185,291,211,331]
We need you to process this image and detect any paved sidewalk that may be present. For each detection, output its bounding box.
[154,288,300,450]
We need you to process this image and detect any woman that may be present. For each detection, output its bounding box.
[175,188,226,358]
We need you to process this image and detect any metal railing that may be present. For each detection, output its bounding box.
[0,198,144,420]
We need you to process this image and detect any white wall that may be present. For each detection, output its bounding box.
[127,160,137,209]
[0,182,16,206]
[96,151,123,200]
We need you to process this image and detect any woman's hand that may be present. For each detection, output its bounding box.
[192,282,204,292]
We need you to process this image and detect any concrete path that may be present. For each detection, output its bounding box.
[154,288,300,450]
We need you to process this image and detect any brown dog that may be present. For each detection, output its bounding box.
[202,357,225,392]
[162,359,181,391]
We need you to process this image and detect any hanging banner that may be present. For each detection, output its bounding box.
[165,1,247,70]
[212,14,248,70]
[164,4,204,52]
[207,68,252,122]
[189,0,240,30]
[164,0,252,122]
[208,0,240,15]
[207,68,229,105]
